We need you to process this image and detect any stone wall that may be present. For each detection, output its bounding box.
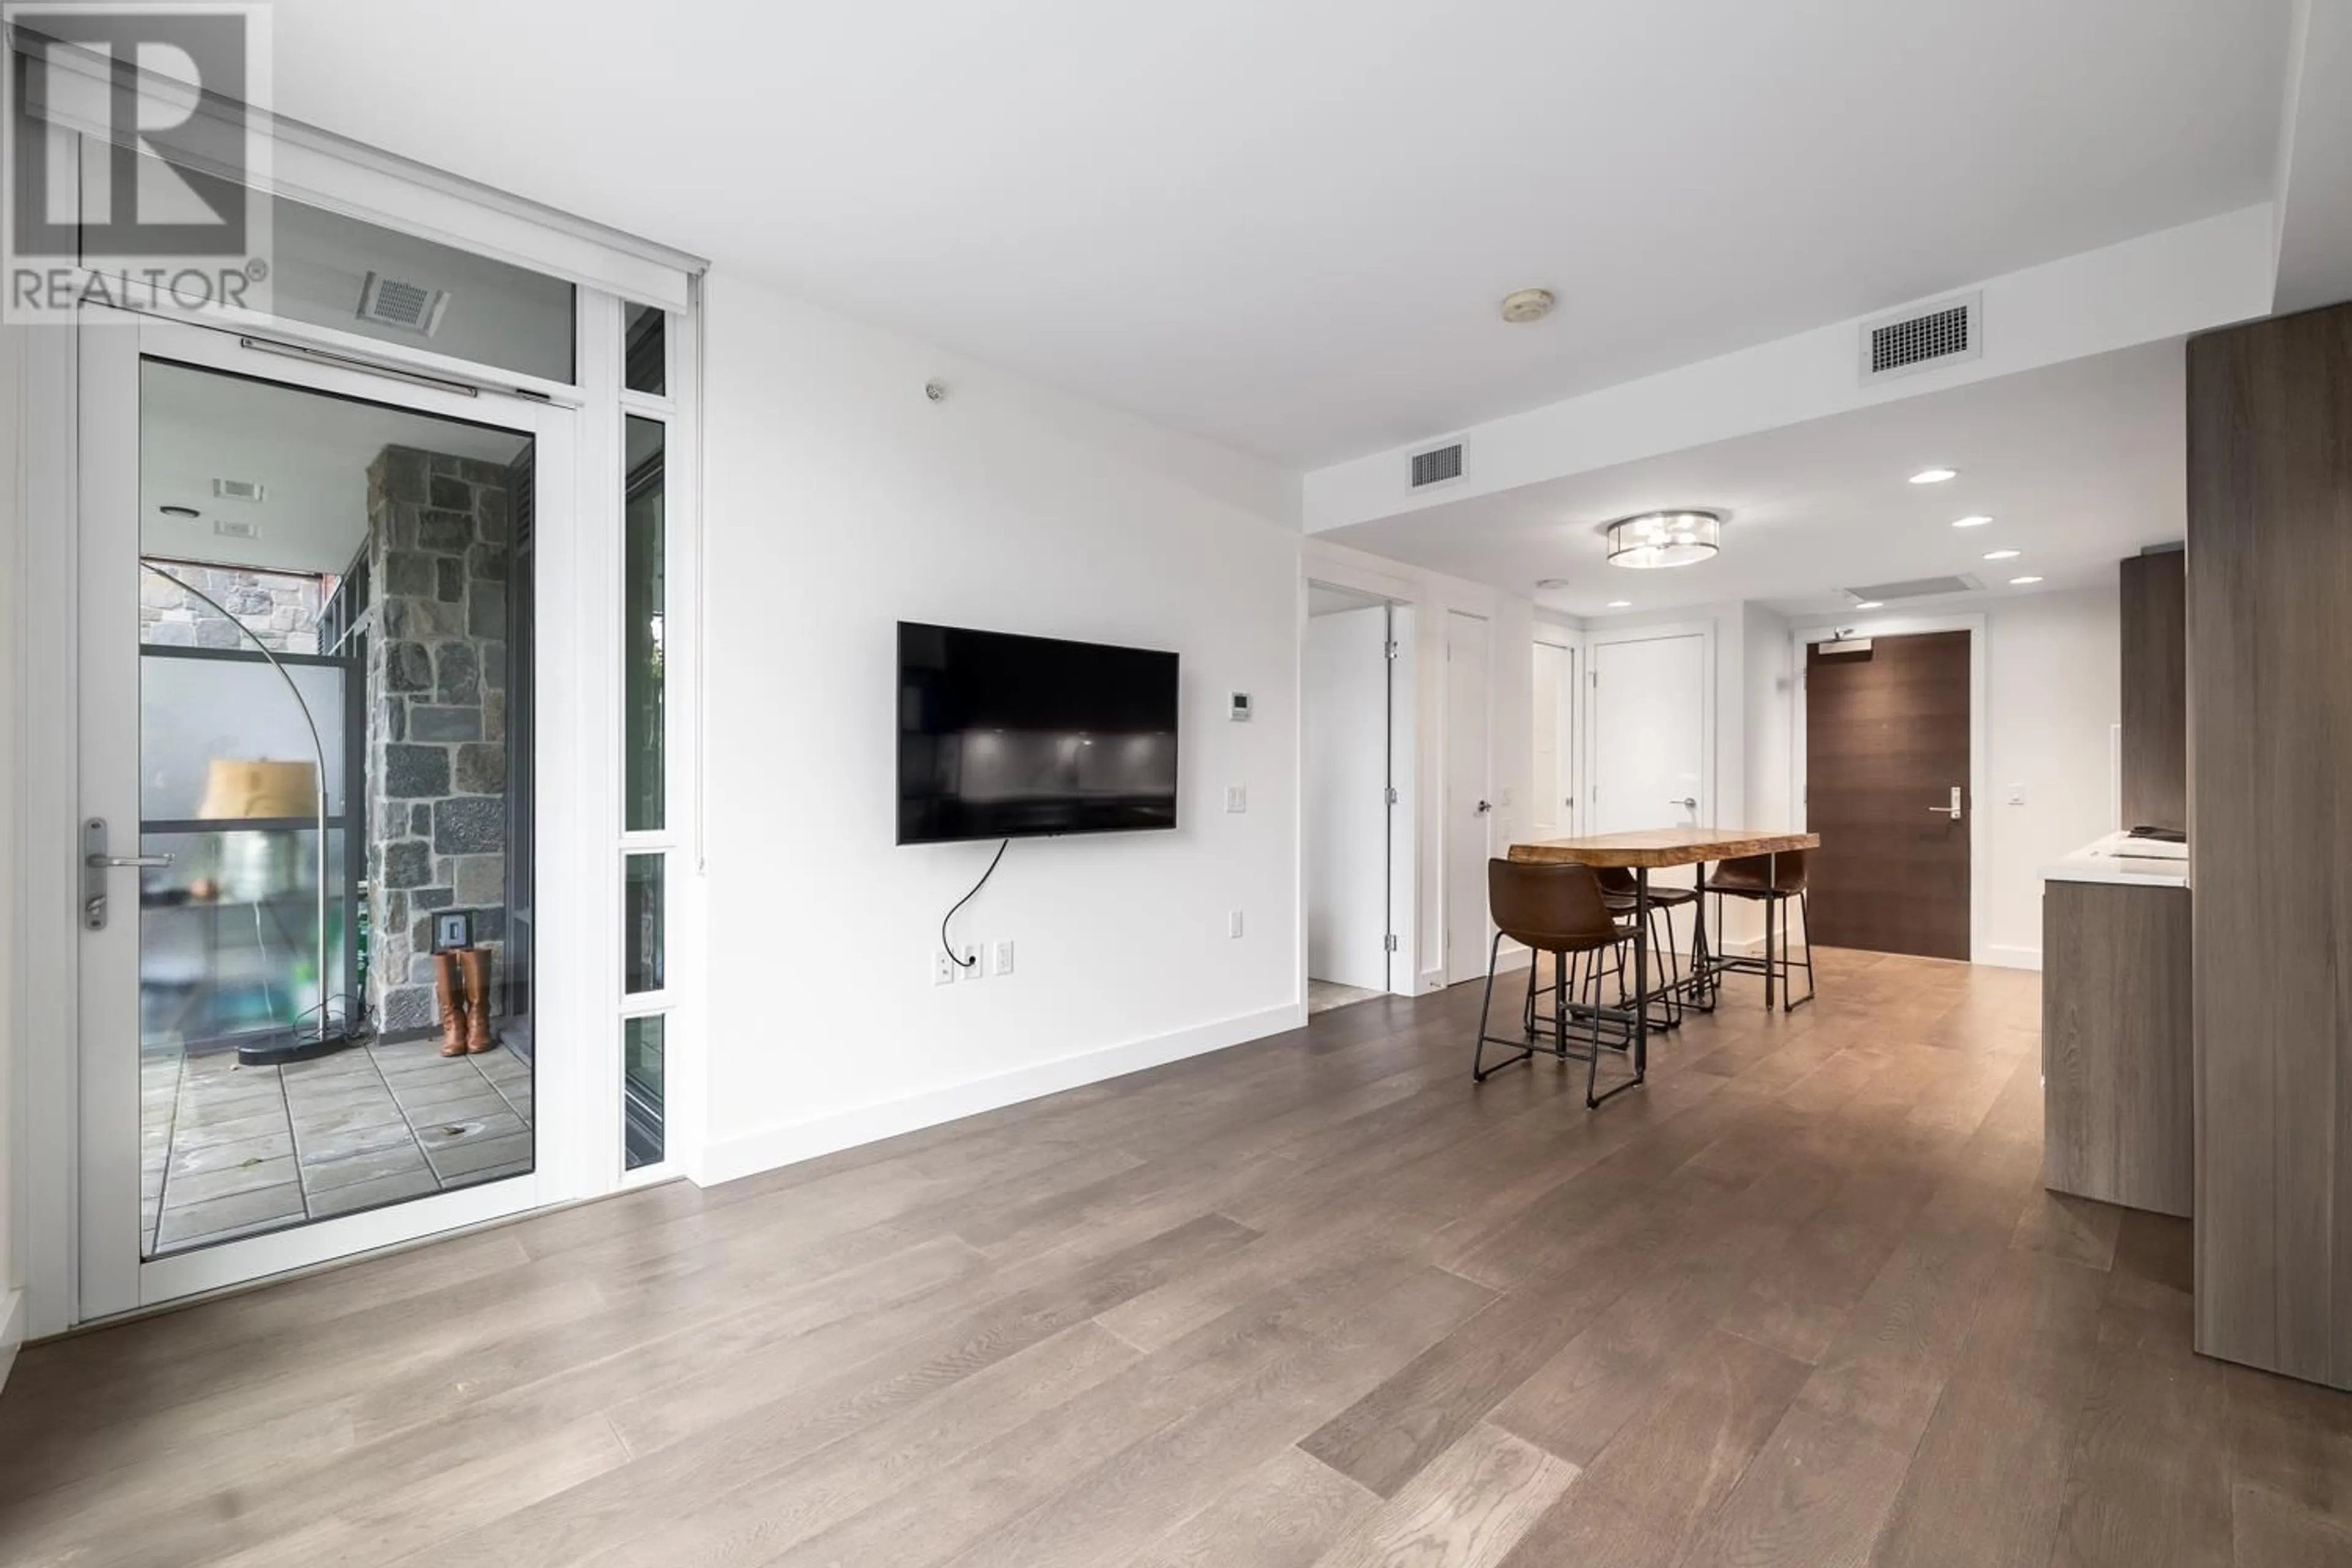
[362,446,511,1036]
[139,563,324,654]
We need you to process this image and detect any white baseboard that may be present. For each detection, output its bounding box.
[0,1288,24,1395]
[1981,944,2043,971]
[695,1001,1306,1188]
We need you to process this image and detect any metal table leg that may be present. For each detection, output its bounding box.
[1763,850,1777,1010]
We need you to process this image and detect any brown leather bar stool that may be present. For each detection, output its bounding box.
[1474,858,1637,1107]
[1703,850,1815,1011]
[1596,865,1698,1027]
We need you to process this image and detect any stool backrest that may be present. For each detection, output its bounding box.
[1713,849,1808,893]
[1487,858,1621,952]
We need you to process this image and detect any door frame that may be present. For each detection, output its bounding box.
[1788,613,1991,965]
[1581,620,1717,832]
[1297,581,1407,1000]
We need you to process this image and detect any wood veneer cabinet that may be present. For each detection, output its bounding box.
[2041,880,2192,1217]
[2118,549,2186,834]
[2187,301,2352,1390]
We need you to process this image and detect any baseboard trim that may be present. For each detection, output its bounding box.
[695,1001,1307,1188]
[0,1289,24,1395]
[1981,944,2043,971]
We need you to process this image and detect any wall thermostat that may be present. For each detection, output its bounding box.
[431,911,473,952]
[1229,692,1252,722]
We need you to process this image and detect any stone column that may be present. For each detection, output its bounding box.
[362,446,511,1037]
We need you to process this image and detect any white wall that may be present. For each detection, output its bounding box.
[1979,589,2121,964]
[1303,605,1390,990]
[696,273,1306,1185]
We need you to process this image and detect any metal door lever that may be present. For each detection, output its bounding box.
[1668,796,1697,809]
[81,818,172,931]
[85,852,173,869]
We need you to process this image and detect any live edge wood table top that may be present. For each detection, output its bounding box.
[1506,827,1820,869]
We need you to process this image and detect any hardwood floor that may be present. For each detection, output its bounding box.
[4,948,2350,1567]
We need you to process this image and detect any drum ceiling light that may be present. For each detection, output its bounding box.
[1605,510,1722,569]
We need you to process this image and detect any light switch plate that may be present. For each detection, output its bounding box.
[1228,910,1245,938]
[1226,785,1247,813]
[992,939,1015,976]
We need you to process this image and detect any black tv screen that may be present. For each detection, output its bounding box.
[897,622,1180,845]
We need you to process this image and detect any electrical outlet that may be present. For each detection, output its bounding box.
[1225,785,1247,813]
[959,942,982,979]
[932,950,958,986]
[992,939,1015,976]
[1228,910,1245,938]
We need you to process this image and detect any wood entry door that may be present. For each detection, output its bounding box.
[1804,630,1971,959]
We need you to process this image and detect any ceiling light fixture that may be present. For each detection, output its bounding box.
[1605,508,1722,569]
[1501,288,1556,323]
[1983,548,2021,561]
[2009,575,2044,586]
[1853,600,1884,610]
[157,504,200,519]
[1951,514,1992,529]
[1910,467,1959,484]
[1606,600,1632,608]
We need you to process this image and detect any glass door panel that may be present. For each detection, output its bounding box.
[116,349,545,1264]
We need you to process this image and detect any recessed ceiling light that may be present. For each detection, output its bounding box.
[1951,514,1992,529]
[157,504,200,519]
[1910,467,1959,484]
[1606,600,1632,608]
[1983,548,2021,561]
[1501,288,1556,323]
[1853,600,1884,609]
[2009,575,2044,586]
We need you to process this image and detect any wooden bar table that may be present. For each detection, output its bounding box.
[1507,828,1820,1097]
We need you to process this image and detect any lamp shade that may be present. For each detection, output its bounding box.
[197,758,318,820]
[1606,510,1722,569]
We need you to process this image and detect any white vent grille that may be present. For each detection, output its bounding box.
[1844,574,1982,601]
[1410,442,1465,489]
[211,477,266,502]
[357,271,450,336]
[1859,292,1982,384]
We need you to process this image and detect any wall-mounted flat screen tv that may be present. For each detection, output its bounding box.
[897,622,1180,845]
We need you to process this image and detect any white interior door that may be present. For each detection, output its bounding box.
[1531,641,1574,841]
[1304,603,1390,990]
[75,309,586,1320]
[1443,611,1491,985]
[1589,632,1708,834]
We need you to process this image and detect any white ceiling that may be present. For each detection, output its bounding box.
[141,362,531,575]
[1321,340,2185,619]
[259,0,2291,466]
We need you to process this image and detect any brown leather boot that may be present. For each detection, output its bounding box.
[460,947,496,1054]
[434,950,469,1057]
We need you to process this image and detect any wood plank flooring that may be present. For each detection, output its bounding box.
[4,948,2350,1567]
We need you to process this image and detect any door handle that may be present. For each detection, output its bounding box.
[81,817,173,932]
[1668,797,1697,809]
[1929,786,1964,822]
[1475,800,1493,814]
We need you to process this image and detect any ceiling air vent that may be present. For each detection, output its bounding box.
[1409,441,1466,489]
[211,477,266,502]
[1859,292,1982,384]
[1844,574,1982,602]
[356,271,450,336]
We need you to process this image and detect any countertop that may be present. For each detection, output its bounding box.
[2042,830,2190,889]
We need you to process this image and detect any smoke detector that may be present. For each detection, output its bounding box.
[1501,288,1556,323]
[356,271,450,336]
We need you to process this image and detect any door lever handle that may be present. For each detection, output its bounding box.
[1929,785,1964,822]
[85,852,174,869]
[1668,797,1697,809]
